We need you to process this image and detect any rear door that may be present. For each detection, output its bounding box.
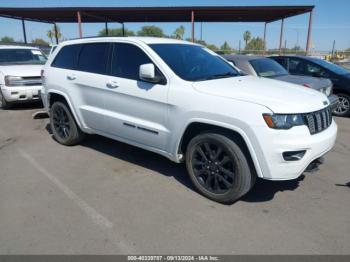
[49,42,110,131]
[72,42,111,131]
[103,42,170,150]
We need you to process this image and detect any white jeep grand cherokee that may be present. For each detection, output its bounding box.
[41,37,337,204]
[0,45,46,108]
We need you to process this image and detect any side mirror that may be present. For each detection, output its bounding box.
[139,63,161,83]
[228,61,234,67]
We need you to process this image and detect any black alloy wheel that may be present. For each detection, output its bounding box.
[50,101,85,146]
[333,93,350,117]
[52,105,71,139]
[191,141,235,194]
[186,132,255,204]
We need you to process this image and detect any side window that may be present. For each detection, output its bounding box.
[273,57,287,68]
[51,44,81,69]
[112,43,154,81]
[288,58,304,74]
[77,43,109,74]
[304,62,330,78]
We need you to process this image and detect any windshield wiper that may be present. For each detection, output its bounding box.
[204,72,238,80]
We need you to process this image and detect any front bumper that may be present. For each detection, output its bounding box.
[1,85,42,103]
[251,120,337,180]
[328,94,339,112]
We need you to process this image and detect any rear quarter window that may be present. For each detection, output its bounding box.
[51,44,81,69]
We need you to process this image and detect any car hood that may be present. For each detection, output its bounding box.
[0,64,43,77]
[192,75,329,114]
[272,74,332,90]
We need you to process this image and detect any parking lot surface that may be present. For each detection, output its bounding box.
[0,104,349,255]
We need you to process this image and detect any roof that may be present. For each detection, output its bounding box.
[60,36,196,46]
[0,6,314,23]
[270,55,319,61]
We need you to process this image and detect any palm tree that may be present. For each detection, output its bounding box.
[47,25,62,44]
[243,31,251,48]
[173,25,185,40]
[47,30,53,44]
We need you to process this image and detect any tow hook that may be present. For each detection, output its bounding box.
[305,157,325,173]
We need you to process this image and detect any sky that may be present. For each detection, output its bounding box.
[0,0,349,51]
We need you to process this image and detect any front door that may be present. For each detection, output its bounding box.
[103,42,170,150]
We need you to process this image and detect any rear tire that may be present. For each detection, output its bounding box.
[333,93,350,117]
[50,101,85,146]
[185,132,255,204]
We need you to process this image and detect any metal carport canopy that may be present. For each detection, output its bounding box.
[0,6,314,23]
[0,6,315,54]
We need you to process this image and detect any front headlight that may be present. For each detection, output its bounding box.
[4,75,24,86]
[324,86,332,96]
[263,114,305,129]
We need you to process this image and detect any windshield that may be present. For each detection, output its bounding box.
[0,48,47,65]
[150,44,240,81]
[250,58,288,77]
[310,58,350,75]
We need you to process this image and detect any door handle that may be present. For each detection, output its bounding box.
[67,74,76,80]
[106,81,119,88]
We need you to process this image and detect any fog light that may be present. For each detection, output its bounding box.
[11,91,19,95]
[283,150,306,161]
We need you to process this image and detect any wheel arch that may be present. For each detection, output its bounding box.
[176,120,263,178]
[47,91,83,129]
[332,87,350,96]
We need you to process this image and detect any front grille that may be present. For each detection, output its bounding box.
[21,76,42,86]
[304,107,332,135]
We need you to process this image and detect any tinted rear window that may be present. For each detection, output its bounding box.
[77,43,109,74]
[51,44,81,69]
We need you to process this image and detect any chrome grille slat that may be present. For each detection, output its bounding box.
[321,111,326,129]
[316,113,322,132]
[304,107,332,135]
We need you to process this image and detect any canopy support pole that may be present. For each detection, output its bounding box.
[77,10,83,38]
[54,23,58,44]
[122,23,125,36]
[191,10,195,42]
[105,21,108,36]
[306,10,313,55]
[279,18,284,55]
[21,18,27,44]
[263,22,267,55]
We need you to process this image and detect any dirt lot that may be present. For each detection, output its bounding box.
[0,103,349,255]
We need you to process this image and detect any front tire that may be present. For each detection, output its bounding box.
[50,101,85,146]
[0,91,10,109]
[333,93,350,117]
[185,132,255,204]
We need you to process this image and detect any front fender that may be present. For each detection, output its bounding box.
[173,117,265,178]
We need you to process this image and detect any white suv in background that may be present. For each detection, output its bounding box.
[42,37,337,204]
[0,45,46,109]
